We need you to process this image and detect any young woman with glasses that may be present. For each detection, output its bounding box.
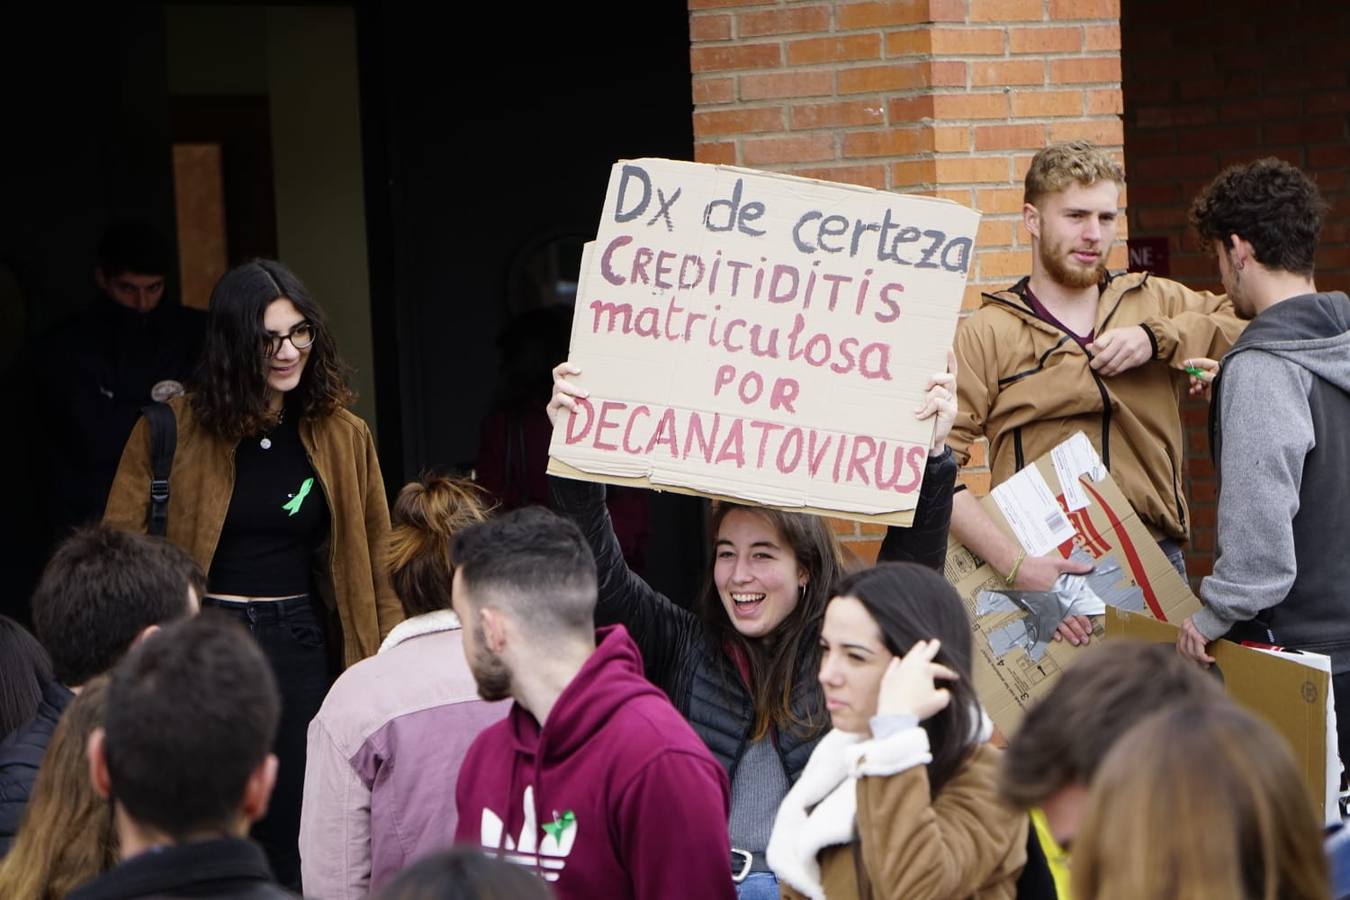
[104,259,400,889]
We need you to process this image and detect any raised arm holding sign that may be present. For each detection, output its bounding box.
[545,158,977,895]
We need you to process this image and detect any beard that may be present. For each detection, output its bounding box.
[469,623,513,702]
[1040,238,1106,290]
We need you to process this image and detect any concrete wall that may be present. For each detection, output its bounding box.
[165,4,377,433]
[265,7,377,433]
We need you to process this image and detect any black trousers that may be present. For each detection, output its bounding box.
[201,594,332,890]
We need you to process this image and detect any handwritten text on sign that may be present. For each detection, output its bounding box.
[548,159,981,521]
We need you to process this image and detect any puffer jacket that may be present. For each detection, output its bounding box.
[103,394,401,668]
[548,449,956,785]
[950,271,1243,541]
[0,679,73,856]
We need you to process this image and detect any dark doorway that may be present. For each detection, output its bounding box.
[357,1,706,601]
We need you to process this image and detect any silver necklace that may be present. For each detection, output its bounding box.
[260,407,284,450]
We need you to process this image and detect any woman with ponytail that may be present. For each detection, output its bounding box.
[299,476,509,897]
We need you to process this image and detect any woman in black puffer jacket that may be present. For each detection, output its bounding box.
[547,357,958,899]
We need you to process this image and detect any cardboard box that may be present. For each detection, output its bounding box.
[1106,607,1336,825]
[948,432,1201,735]
[548,158,981,526]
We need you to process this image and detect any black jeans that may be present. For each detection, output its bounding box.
[201,594,332,890]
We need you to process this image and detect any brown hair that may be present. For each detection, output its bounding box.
[1001,640,1223,809]
[389,477,492,617]
[1023,140,1124,207]
[0,677,116,899]
[700,503,845,742]
[1071,702,1328,900]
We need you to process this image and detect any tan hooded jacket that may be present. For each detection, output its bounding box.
[950,271,1244,541]
[103,394,401,667]
[776,741,1027,900]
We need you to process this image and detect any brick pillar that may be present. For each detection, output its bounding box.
[690,0,1125,561]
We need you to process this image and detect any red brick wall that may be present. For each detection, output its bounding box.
[689,0,1125,560]
[1122,0,1350,583]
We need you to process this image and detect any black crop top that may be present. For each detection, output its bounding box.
[207,404,330,596]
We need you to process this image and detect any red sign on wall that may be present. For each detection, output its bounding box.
[1127,237,1170,276]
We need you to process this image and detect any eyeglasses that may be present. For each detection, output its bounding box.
[263,322,316,358]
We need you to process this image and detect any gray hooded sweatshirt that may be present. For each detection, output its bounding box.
[1196,291,1350,672]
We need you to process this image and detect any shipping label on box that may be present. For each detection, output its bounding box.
[548,158,981,526]
[1106,607,1337,825]
[948,433,1201,735]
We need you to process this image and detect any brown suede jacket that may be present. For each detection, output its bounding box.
[103,395,401,668]
[779,742,1027,900]
[950,271,1244,542]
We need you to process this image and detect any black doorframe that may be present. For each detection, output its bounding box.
[353,1,407,491]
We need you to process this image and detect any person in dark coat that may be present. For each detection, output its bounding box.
[71,616,294,900]
[9,222,204,613]
[0,527,200,856]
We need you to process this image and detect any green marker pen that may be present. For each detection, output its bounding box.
[1185,366,1208,379]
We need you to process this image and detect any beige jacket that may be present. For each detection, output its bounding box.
[950,272,1244,541]
[771,728,1026,900]
[104,394,401,667]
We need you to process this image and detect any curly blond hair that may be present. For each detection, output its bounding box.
[1024,140,1124,207]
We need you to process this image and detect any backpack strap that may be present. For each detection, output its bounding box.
[140,402,177,537]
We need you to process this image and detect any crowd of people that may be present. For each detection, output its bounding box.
[0,139,1346,900]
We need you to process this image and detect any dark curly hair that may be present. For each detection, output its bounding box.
[191,260,354,440]
[1189,158,1327,277]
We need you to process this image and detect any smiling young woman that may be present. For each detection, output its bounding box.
[547,357,959,898]
[103,260,400,888]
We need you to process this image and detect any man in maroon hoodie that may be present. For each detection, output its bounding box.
[451,507,736,899]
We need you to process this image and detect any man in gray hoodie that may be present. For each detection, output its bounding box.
[1177,158,1350,767]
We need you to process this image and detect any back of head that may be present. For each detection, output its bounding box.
[451,506,597,639]
[1024,140,1125,208]
[104,614,280,839]
[1071,702,1328,900]
[1001,640,1224,810]
[0,615,52,740]
[834,562,977,793]
[0,676,115,900]
[388,476,492,618]
[1189,157,1326,277]
[373,847,553,900]
[97,221,171,278]
[32,527,197,687]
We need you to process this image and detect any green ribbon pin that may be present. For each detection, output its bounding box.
[282,477,314,517]
[541,810,576,843]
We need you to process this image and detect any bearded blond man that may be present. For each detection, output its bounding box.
[948,141,1244,645]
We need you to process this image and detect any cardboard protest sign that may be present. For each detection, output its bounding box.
[548,159,981,525]
[1106,607,1338,825]
[946,433,1202,735]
